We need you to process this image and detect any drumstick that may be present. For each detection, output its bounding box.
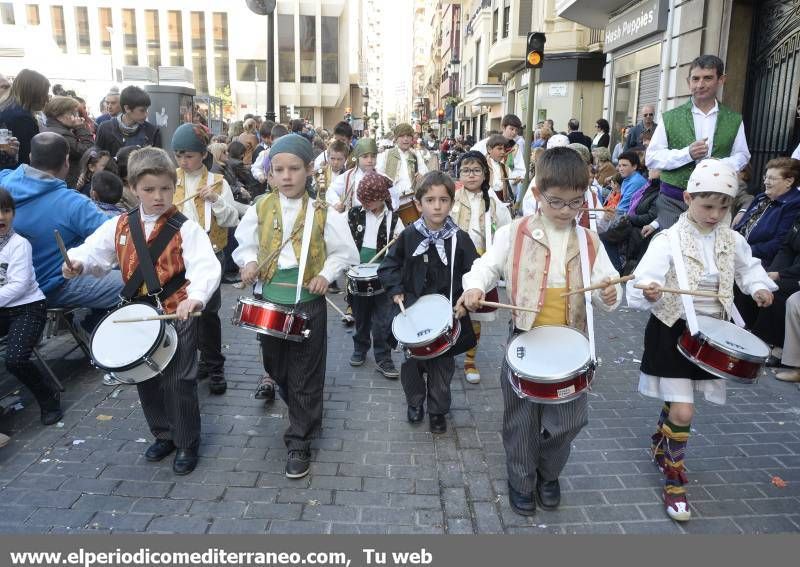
[175,180,223,206]
[367,237,399,263]
[255,223,305,272]
[560,275,635,297]
[478,300,539,314]
[53,229,73,271]
[397,299,407,316]
[579,207,617,212]
[113,311,203,323]
[633,283,725,298]
[324,296,349,319]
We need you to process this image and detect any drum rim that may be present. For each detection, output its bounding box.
[236,296,310,318]
[505,325,592,381]
[112,323,179,384]
[391,294,453,346]
[403,318,461,359]
[677,342,761,383]
[90,302,166,372]
[685,327,769,363]
[508,371,592,404]
[347,263,381,279]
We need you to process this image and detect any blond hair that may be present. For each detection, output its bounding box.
[127,147,177,188]
[207,142,227,163]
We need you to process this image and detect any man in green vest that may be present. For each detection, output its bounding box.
[645,54,751,232]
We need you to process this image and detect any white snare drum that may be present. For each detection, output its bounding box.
[506,326,595,404]
[677,315,769,384]
[90,303,178,384]
[392,294,460,359]
[346,263,384,296]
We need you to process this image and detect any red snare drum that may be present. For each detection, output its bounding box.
[232,297,310,341]
[677,315,769,384]
[506,326,595,404]
[392,294,461,359]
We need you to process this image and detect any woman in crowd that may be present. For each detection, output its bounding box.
[593,146,617,188]
[592,118,610,149]
[42,96,95,187]
[0,69,50,168]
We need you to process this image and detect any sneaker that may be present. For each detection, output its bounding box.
[341,306,355,326]
[350,352,366,366]
[464,367,480,384]
[0,433,10,448]
[664,489,691,522]
[775,368,800,382]
[286,449,311,478]
[102,373,121,386]
[376,359,399,379]
[209,376,227,395]
[255,374,276,401]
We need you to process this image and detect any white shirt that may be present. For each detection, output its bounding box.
[313,151,328,172]
[626,225,777,312]
[68,210,222,308]
[232,193,359,287]
[0,233,45,308]
[376,147,429,200]
[462,216,622,312]
[180,169,239,235]
[646,100,751,173]
[472,138,526,180]
[326,168,399,210]
[251,149,270,183]
[488,159,506,195]
[362,206,405,250]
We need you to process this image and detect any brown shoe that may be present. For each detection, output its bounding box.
[775,368,800,382]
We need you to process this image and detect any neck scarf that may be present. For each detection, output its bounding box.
[412,216,459,265]
[117,114,140,137]
[0,229,14,254]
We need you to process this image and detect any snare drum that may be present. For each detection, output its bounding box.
[392,294,461,359]
[90,303,178,384]
[506,326,595,404]
[677,315,769,384]
[397,200,420,225]
[232,297,311,341]
[346,263,384,296]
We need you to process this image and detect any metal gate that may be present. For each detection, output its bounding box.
[744,0,800,188]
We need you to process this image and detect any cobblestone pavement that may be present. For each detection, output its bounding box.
[1,283,799,534]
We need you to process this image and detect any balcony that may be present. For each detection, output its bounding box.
[487,35,527,76]
[464,83,503,107]
[555,0,632,29]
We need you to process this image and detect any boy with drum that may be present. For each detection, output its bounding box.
[327,138,397,213]
[458,147,621,516]
[627,159,776,522]
[63,147,222,475]
[378,171,479,434]
[235,134,358,479]
[346,171,404,378]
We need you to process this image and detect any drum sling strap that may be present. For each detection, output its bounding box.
[121,208,189,306]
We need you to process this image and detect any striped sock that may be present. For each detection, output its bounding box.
[662,419,690,493]
[651,402,671,468]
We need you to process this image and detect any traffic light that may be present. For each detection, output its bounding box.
[437,108,445,121]
[526,32,546,68]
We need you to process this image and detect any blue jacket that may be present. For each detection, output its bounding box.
[734,187,800,266]
[617,171,648,214]
[0,165,110,293]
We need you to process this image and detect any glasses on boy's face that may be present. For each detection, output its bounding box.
[460,168,483,177]
[540,191,585,210]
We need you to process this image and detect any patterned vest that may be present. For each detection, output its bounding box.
[451,188,497,254]
[660,100,742,190]
[347,205,398,252]
[651,213,736,326]
[114,207,188,314]
[505,216,598,331]
[255,192,328,283]
[175,167,228,252]
[384,148,418,182]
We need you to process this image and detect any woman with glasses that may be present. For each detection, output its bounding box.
[42,96,95,187]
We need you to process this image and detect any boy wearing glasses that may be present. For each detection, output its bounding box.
[458,147,621,516]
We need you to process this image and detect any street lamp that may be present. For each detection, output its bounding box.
[448,58,460,140]
[245,0,276,121]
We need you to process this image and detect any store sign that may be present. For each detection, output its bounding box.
[548,83,568,97]
[604,0,667,52]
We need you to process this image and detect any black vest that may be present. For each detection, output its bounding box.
[348,204,398,252]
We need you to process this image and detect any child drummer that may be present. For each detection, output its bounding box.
[327,138,398,213]
[458,147,621,516]
[347,171,404,378]
[63,147,222,475]
[234,134,359,479]
[452,151,512,384]
[626,159,776,522]
[378,171,479,435]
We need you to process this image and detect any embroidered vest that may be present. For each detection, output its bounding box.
[452,188,496,254]
[347,205,398,252]
[175,167,228,252]
[255,192,327,283]
[384,148,418,183]
[651,213,736,326]
[660,100,742,190]
[114,207,188,314]
[506,216,598,331]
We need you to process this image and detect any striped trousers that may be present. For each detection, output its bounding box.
[136,318,201,450]
[501,355,588,494]
[259,296,327,452]
[401,354,455,415]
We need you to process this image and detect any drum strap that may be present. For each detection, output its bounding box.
[576,227,596,362]
[122,209,188,305]
[448,233,457,308]
[667,229,699,335]
[294,197,318,304]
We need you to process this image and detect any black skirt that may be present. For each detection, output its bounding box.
[640,314,717,381]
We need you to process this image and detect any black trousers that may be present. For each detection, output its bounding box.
[258,296,327,452]
[734,284,789,347]
[198,255,225,378]
[400,354,455,415]
[351,292,392,362]
[0,300,57,407]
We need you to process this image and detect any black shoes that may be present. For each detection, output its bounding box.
[255,374,276,403]
[508,482,537,516]
[173,447,199,475]
[145,439,176,462]
[536,475,561,510]
[286,449,311,478]
[349,352,366,366]
[407,404,424,423]
[377,359,399,379]
[208,376,227,395]
[429,413,447,434]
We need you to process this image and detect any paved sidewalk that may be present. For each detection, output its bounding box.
[1,283,799,534]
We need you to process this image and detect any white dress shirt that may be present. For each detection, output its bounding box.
[362,206,405,250]
[0,233,46,308]
[645,100,751,173]
[232,193,359,289]
[376,148,429,201]
[326,168,399,210]
[472,138,526,180]
[180,168,239,234]
[68,210,222,308]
